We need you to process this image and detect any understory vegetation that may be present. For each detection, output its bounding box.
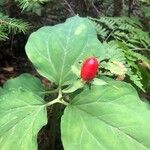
[0,0,150,150]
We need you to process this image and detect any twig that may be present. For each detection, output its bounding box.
[92,2,101,16]
[64,0,75,15]
[104,29,116,42]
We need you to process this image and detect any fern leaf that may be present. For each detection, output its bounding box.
[101,61,127,76]
[15,0,48,15]
[92,16,150,50]
[99,41,126,63]
[124,49,150,69]
[127,67,145,91]
[0,13,30,36]
[127,60,142,78]
[91,16,149,91]
[0,25,8,40]
[91,20,108,40]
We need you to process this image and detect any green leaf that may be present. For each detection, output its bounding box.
[0,91,47,150]
[71,65,80,77]
[3,73,45,97]
[92,78,107,86]
[62,80,84,93]
[0,87,7,95]
[61,79,150,150]
[25,16,101,86]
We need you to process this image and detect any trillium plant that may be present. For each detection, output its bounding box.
[0,16,150,150]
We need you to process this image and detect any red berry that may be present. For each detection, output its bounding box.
[80,57,99,81]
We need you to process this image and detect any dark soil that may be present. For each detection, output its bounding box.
[0,56,32,85]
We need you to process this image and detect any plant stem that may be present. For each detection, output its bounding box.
[48,103,65,150]
[39,88,59,95]
[45,88,69,107]
[104,29,116,42]
[45,98,60,107]
[45,87,68,148]
[48,104,59,150]
[47,87,68,149]
[60,99,69,106]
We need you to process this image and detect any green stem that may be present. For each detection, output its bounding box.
[45,98,60,107]
[46,98,69,107]
[48,104,59,150]
[58,87,62,99]
[60,99,69,106]
[45,88,69,107]
[40,88,58,95]
[46,87,68,149]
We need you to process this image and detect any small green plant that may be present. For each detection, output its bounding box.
[90,16,150,91]
[15,0,49,16]
[0,13,30,40]
[0,16,150,150]
[0,0,45,41]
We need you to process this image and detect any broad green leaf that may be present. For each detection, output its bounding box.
[0,91,47,150]
[0,87,3,94]
[61,80,150,150]
[0,87,7,96]
[25,15,101,86]
[3,73,45,97]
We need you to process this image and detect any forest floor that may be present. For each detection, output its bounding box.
[0,56,33,86]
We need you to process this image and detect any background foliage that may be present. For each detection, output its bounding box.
[0,0,150,149]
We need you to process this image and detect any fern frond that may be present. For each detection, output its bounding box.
[126,60,142,79]
[0,13,30,36]
[91,16,150,50]
[15,0,48,15]
[0,25,8,40]
[140,0,150,4]
[142,6,150,17]
[126,67,145,91]
[91,20,108,40]
[101,61,127,76]
[99,41,126,63]
[139,66,150,90]
[91,16,141,30]
[117,41,149,90]
[15,0,48,9]
[123,48,150,69]
[91,16,150,91]
[0,0,5,6]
